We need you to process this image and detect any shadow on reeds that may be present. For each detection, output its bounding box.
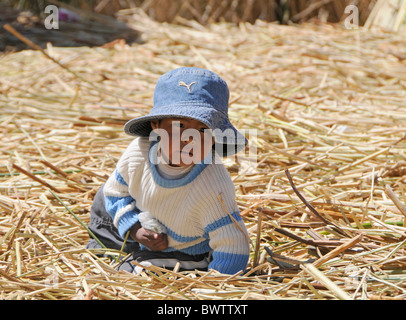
[0,3,142,52]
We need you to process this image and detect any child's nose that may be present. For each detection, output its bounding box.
[180,130,197,143]
[181,136,194,144]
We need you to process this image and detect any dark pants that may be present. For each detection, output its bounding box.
[86,185,210,273]
[86,185,140,254]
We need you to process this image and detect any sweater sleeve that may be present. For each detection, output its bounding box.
[103,139,143,238]
[205,207,250,274]
[199,169,250,274]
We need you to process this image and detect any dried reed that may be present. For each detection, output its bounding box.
[1,8,406,300]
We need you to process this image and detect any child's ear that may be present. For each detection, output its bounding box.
[151,120,160,130]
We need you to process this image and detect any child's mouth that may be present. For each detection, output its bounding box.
[180,151,193,157]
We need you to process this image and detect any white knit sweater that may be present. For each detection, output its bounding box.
[103,137,250,274]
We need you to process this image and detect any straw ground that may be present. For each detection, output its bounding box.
[1,9,406,300]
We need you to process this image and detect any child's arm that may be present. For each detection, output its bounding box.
[206,213,250,274]
[102,138,146,239]
[201,193,250,275]
[104,170,168,252]
[103,167,140,239]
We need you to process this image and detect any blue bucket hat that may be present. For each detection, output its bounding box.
[124,67,247,156]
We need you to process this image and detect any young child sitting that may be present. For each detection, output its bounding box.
[86,67,250,275]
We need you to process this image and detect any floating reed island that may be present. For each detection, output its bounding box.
[1,8,406,300]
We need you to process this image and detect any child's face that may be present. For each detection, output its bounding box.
[151,118,214,167]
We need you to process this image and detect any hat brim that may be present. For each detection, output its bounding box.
[124,103,247,157]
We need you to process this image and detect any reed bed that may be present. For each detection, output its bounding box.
[1,9,406,300]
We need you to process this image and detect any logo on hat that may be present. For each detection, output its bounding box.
[178,81,196,93]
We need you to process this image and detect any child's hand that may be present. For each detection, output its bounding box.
[130,222,168,252]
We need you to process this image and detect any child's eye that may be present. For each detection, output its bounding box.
[199,128,211,134]
[173,122,185,128]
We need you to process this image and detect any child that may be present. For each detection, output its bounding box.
[86,67,250,275]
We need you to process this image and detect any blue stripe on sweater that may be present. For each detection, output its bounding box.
[162,223,201,243]
[165,240,211,255]
[167,230,201,243]
[209,251,249,274]
[159,212,242,245]
[115,170,128,186]
[116,209,140,238]
[204,212,242,234]
[105,195,134,219]
[105,195,140,238]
